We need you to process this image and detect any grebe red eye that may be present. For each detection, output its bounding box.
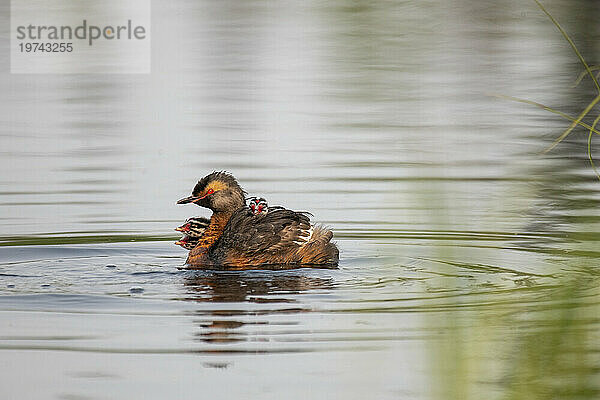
[207,188,214,195]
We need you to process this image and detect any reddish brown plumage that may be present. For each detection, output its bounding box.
[177,172,339,270]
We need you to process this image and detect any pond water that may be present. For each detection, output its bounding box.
[1,0,599,399]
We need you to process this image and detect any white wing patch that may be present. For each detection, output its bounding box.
[294,226,314,246]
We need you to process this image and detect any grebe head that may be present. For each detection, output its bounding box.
[175,217,210,238]
[175,235,199,250]
[177,171,246,213]
[248,197,269,215]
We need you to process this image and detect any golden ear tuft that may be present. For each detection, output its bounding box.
[206,180,228,193]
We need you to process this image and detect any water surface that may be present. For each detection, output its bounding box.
[1,1,599,399]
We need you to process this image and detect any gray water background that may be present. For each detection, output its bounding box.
[1,1,599,399]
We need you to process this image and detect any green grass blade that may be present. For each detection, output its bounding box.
[572,66,600,88]
[588,114,600,180]
[544,95,600,153]
[535,0,600,93]
[490,93,600,135]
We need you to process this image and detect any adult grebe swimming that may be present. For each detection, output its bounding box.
[176,172,338,269]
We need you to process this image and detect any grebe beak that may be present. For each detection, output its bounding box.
[175,222,191,232]
[177,195,199,204]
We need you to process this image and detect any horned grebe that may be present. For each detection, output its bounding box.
[176,172,338,269]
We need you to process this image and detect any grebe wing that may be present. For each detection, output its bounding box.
[211,206,312,257]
